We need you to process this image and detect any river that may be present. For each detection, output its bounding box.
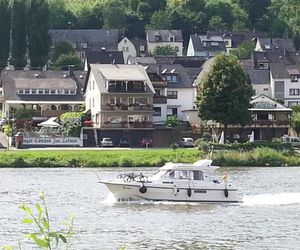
[0,167,300,249]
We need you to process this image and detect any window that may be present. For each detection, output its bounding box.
[93,80,95,90]
[171,75,177,82]
[25,89,30,94]
[81,42,88,49]
[57,89,62,94]
[70,89,76,95]
[288,101,300,107]
[92,98,94,107]
[291,75,299,82]
[50,89,56,94]
[155,35,160,42]
[17,89,24,94]
[258,62,269,70]
[72,42,76,49]
[167,91,178,99]
[211,41,219,46]
[153,107,161,116]
[203,41,207,47]
[64,89,70,95]
[175,46,179,52]
[263,88,269,91]
[38,89,43,94]
[140,45,145,52]
[31,89,37,94]
[169,36,174,42]
[45,89,50,94]
[135,97,148,105]
[126,47,129,52]
[289,88,300,96]
[122,47,126,52]
[124,39,127,44]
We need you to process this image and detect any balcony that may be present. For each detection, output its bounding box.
[101,103,153,111]
[153,95,167,104]
[108,81,147,93]
[101,121,153,129]
[247,120,290,128]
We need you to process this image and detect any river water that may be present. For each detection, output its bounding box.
[0,167,300,250]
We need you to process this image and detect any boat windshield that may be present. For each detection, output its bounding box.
[151,170,204,181]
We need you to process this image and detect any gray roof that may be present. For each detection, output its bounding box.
[147,30,183,43]
[128,57,157,65]
[130,38,149,56]
[144,64,194,89]
[256,37,296,52]
[246,69,270,85]
[154,56,205,68]
[86,50,124,64]
[89,64,155,93]
[190,34,226,52]
[49,29,119,51]
[206,31,267,48]
[1,70,84,102]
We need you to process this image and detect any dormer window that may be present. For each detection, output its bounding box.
[169,36,174,42]
[50,89,56,94]
[45,89,50,94]
[155,35,160,42]
[258,62,269,70]
[25,89,30,94]
[72,42,76,49]
[17,89,24,94]
[166,74,178,83]
[31,89,37,94]
[64,89,70,94]
[291,75,299,82]
[81,42,88,49]
[38,89,43,94]
[140,45,145,52]
[70,89,76,95]
[203,41,207,47]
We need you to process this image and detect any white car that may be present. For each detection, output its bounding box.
[179,137,195,147]
[101,138,113,147]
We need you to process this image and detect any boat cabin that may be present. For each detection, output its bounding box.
[151,160,219,182]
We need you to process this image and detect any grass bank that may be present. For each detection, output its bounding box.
[0,149,202,168]
[0,148,298,168]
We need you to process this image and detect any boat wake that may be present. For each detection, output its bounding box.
[242,192,300,206]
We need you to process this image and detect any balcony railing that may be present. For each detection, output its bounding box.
[101,103,153,111]
[101,121,153,129]
[153,95,167,104]
[248,120,290,127]
[108,86,146,93]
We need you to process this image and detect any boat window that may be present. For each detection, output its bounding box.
[193,171,203,180]
[179,170,188,179]
[167,170,175,178]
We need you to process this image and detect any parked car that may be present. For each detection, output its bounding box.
[139,138,152,148]
[100,137,113,147]
[119,138,129,147]
[282,135,300,147]
[178,137,195,147]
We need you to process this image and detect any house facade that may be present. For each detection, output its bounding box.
[85,64,155,129]
[118,37,137,63]
[0,67,85,119]
[187,34,226,57]
[146,30,183,56]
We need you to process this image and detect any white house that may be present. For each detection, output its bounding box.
[84,64,155,128]
[146,30,183,56]
[118,37,137,63]
[187,34,226,57]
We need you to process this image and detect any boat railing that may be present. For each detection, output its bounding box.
[118,172,148,183]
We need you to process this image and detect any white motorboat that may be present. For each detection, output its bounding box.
[100,159,242,203]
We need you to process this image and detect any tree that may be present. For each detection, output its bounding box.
[11,0,27,69]
[0,0,11,69]
[196,53,254,127]
[147,10,171,30]
[292,112,300,136]
[230,41,255,59]
[102,0,126,29]
[53,54,82,70]
[153,45,178,56]
[51,42,75,62]
[27,0,50,69]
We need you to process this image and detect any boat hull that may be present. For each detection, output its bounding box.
[102,181,242,203]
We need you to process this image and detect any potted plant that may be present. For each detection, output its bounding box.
[83,120,94,127]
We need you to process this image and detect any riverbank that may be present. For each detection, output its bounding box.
[0,147,299,167]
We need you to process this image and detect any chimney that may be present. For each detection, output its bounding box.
[68,65,75,77]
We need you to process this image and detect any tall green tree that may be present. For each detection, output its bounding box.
[196,53,254,127]
[0,0,11,69]
[147,10,171,30]
[27,0,50,68]
[230,41,255,59]
[11,0,27,69]
[102,0,126,29]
